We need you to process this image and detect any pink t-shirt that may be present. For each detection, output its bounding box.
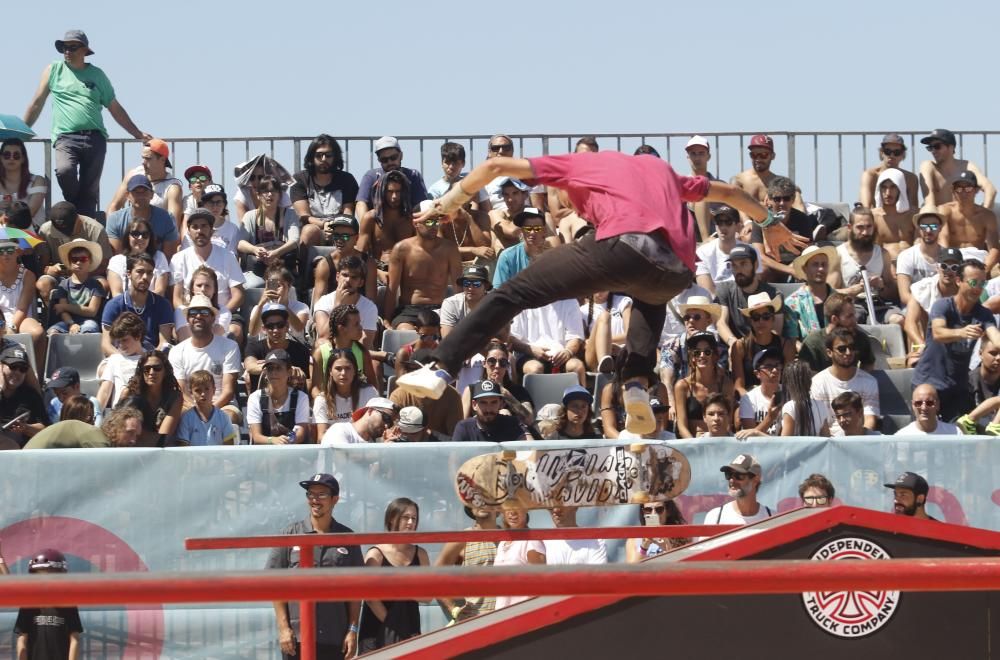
[527,152,709,271]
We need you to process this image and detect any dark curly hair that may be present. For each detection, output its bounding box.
[123,350,180,401]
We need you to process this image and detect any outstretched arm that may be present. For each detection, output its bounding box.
[704,181,809,257]
[418,157,535,219]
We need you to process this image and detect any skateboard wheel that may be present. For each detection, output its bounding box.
[630,491,650,504]
[627,443,646,453]
[501,450,517,460]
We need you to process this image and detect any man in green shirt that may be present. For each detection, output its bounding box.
[22,30,152,217]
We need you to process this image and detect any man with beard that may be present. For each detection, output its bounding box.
[919,129,995,208]
[871,168,916,262]
[37,201,113,306]
[798,293,876,372]
[106,173,180,258]
[100,253,174,355]
[810,328,880,431]
[896,384,962,436]
[783,245,838,341]
[715,243,785,346]
[451,379,527,442]
[294,134,360,259]
[107,139,183,229]
[897,207,946,307]
[320,397,397,445]
[314,253,378,348]
[703,453,773,525]
[384,205,462,330]
[884,471,935,520]
[310,215,376,309]
[751,176,817,281]
[938,171,1000,273]
[694,205,760,296]
[831,207,903,326]
[859,133,920,209]
[357,170,417,277]
[354,136,428,221]
[914,259,1000,421]
[904,248,962,360]
[731,135,804,220]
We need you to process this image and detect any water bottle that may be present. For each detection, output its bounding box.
[287,425,299,444]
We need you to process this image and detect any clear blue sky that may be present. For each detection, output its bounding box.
[6,1,1000,203]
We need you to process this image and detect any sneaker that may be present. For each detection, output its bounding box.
[597,354,614,374]
[986,422,1000,437]
[956,414,977,435]
[396,362,450,400]
[623,382,655,435]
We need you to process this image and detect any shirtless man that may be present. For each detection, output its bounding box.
[871,168,915,261]
[939,171,1000,273]
[357,170,416,281]
[487,177,530,255]
[685,135,720,241]
[730,134,804,220]
[439,202,494,265]
[385,211,462,331]
[859,133,919,209]
[919,129,996,208]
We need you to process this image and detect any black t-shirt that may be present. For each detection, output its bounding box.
[970,369,1000,408]
[451,414,525,442]
[750,208,818,264]
[289,170,360,219]
[245,338,311,391]
[0,384,49,447]
[715,280,784,339]
[15,607,83,660]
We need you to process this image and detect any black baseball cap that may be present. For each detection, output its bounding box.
[457,265,491,289]
[884,471,928,497]
[939,247,963,264]
[954,171,979,188]
[920,129,956,147]
[471,379,503,400]
[328,214,359,233]
[48,367,80,389]
[512,207,544,227]
[299,473,340,496]
[727,243,757,264]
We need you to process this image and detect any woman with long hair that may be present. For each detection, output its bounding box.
[237,175,300,288]
[121,349,183,446]
[359,498,429,652]
[314,349,378,438]
[59,394,95,424]
[0,139,47,226]
[781,360,830,437]
[107,217,170,296]
[311,304,379,397]
[557,386,596,439]
[625,500,690,562]
[673,332,736,438]
[459,340,533,425]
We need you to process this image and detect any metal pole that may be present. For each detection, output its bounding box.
[298,545,316,660]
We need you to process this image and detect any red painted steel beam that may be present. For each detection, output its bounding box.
[4,558,1000,608]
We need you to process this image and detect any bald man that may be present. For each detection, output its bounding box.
[894,384,962,436]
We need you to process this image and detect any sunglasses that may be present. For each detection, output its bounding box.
[331,232,354,243]
[724,471,751,481]
[642,505,666,514]
[682,313,704,322]
[1,151,22,161]
[420,333,441,341]
[749,151,771,160]
[750,311,774,322]
[521,225,545,234]
[306,491,332,501]
[690,348,714,357]
[264,322,287,330]
[0,247,17,256]
[486,357,510,368]
[940,262,962,273]
[187,308,213,317]
[129,230,150,239]
[714,218,738,227]
[461,279,484,288]
[912,399,937,408]
[420,219,440,227]
[377,153,401,165]
[489,144,514,153]
[756,363,782,372]
[188,174,209,183]
[832,344,855,354]
[926,143,947,151]
[62,44,84,53]
[314,151,335,161]
[143,364,164,373]
[918,223,940,232]
[954,184,976,193]
[376,410,394,425]
[966,279,987,288]
[770,195,793,203]
[69,254,91,263]
[882,148,905,157]
[6,363,28,373]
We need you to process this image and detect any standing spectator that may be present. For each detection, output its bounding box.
[859,133,920,210]
[703,454,773,525]
[313,349,378,438]
[0,138,48,226]
[731,292,795,396]
[243,303,310,393]
[714,244,784,346]
[37,202,113,305]
[47,238,105,336]
[897,207,946,307]
[246,349,310,445]
[810,328,880,431]
[799,474,836,508]
[751,176,817,281]
[919,129,995,208]
[694,205,757,295]
[736,348,784,438]
[96,311,144,409]
[0,239,45,367]
[174,369,237,446]
[106,218,171,297]
[783,245,838,341]
[830,207,903,326]
[494,508,545,609]
[685,135,720,241]
[267,473,362,660]
[673,332,735,439]
[105,174,180,260]
[452,380,529,442]
[896,384,962,436]
[626,500,690,562]
[544,506,607,565]
[358,498,429,652]
[46,367,102,427]
[914,259,1000,421]
[106,140,183,229]
[120,350,182,446]
[15,548,82,660]
[22,30,151,216]
[101,253,174,356]
[181,165,212,222]
[238,176,301,288]
[884,471,935,520]
[829,391,880,437]
[780,360,829,436]
[294,135,360,258]
[354,137,429,221]
[0,344,48,447]
[319,397,397,445]
[905,247,962,360]
[797,293,877,372]
[435,507,498,622]
[871,168,915,261]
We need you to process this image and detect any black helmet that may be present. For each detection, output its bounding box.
[28,548,68,573]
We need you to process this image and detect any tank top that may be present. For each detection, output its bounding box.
[359,547,422,650]
[319,342,367,385]
[837,243,885,296]
[0,265,29,325]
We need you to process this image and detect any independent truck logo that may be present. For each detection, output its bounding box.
[801,537,900,638]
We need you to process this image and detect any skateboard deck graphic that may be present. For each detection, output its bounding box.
[455,443,691,510]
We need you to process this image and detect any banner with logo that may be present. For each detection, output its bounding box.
[0,437,996,658]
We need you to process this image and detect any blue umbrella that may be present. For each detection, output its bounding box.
[0,114,36,140]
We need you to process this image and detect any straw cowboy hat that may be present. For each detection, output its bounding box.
[677,296,722,324]
[912,205,944,228]
[57,238,102,269]
[740,291,782,317]
[791,244,839,281]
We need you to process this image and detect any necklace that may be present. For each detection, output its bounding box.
[452,217,469,247]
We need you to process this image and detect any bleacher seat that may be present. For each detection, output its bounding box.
[872,368,914,416]
[303,245,336,296]
[381,329,418,381]
[240,287,265,321]
[44,333,105,381]
[7,333,38,376]
[523,373,580,410]
[859,324,906,359]
[771,282,801,301]
[866,335,893,370]
[79,379,102,398]
[814,201,851,224]
[881,413,914,435]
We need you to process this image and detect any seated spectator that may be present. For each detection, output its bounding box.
[47,238,105,336]
[435,506,499,623]
[701,393,734,438]
[828,391,880,437]
[459,340,533,425]
[492,206,559,288]
[358,498,429,653]
[247,349,310,445]
[871,168,915,261]
[357,170,417,278]
[181,165,212,223]
[452,380,529,442]
[313,348,378,438]
[830,207,902,326]
[244,302,310,393]
[751,176,816,281]
[246,266,309,343]
[37,202,113,308]
[0,138,47,226]
[311,304,379,397]
[181,184,241,257]
[310,216,377,312]
[487,177,532,255]
[714,244,784,347]
[0,344,48,447]
[391,347,463,435]
[171,209,245,342]
[293,135,359,260]
[314,254,377,348]
[46,367,102,426]
[509,297,586,386]
[105,174,180,260]
[231,154,293,219]
[939,171,1000,273]
[859,133,920,210]
[385,209,461,330]
[555,385,596,440]
[660,281,713,344]
[119,350,182,446]
[437,195,494,267]
[168,295,242,423]
[543,506,607,565]
[799,474,836,508]
[919,128,996,208]
[703,453,773,525]
[694,205,760,295]
[237,176,299,288]
[23,407,142,449]
[442,265,495,392]
[580,291,632,374]
[781,360,829,436]
[320,396,397,445]
[731,292,796,396]
[673,332,736,439]
[811,329,880,432]
[905,248,962,360]
[484,135,542,213]
[0,239,45,366]
[58,393,95,424]
[532,404,561,438]
[626,501,690,562]
[428,142,488,207]
[2,202,42,276]
[175,369,237,446]
[602,361,672,439]
[798,293,876,372]
[619,395,675,440]
[736,348,784,438]
[390,406,447,442]
[354,136,429,224]
[394,309,442,381]
[897,207,945,307]
[101,253,174,356]
[96,312,145,409]
[958,338,1000,431]
[885,471,934,520]
[783,245,838,342]
[106,139,183,229]
[494,508,545,610]
[107,217,170,297]
[914,259,1000,421]
[658,295,724,410]
[897,384,961,436]
[173,265,233,341]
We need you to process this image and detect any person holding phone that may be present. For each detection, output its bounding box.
[0,344,48,447]
[626,500,691,562]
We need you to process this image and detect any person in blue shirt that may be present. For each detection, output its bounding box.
[105,174,180,259]
[46,366,102,426]
[101,253,174,355]
[175,369,237,446]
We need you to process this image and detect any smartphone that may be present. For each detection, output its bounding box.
[643,512,660,527]
[3,412,30,430]
[265,279,280,292]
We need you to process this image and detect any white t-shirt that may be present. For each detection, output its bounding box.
[543,539,607,565]
[99,352,141,406]
[107,251,171,292]
[511,299,584,350]
[910,273,946,313]
[439,292,472,329]
[250,299,310,343]
[180,217,242,256]
[703,500,773,525]
[170,245,246,309]
[246,388,311,426]
[320,421,367,445]
[739,386,781,435]
[780,399,830,435]
[494,539,546,609]
[313,386,378,425]
[168,335,242,396]
[809,368,880,422]
[314,293,378,333]
[896,244,939,285]
[579,296,632,340]
[895,420,963,436]
[695,240,762,283]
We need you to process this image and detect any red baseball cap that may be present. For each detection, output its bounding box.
[184,164,212,181]
[748,134,774,152]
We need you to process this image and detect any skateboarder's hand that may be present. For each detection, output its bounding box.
[278,626,296,655]
[761,222,809,258]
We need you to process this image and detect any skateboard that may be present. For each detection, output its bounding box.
[455,443,691,511]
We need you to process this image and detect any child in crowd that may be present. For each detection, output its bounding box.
[96,312,146,409]
[15,548,83,660]
[311,303,379,397]
[175,369,237,446]
[48,239,104,336]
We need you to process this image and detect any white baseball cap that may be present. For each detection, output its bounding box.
[685,135,710,151]
[373,136,399,153]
